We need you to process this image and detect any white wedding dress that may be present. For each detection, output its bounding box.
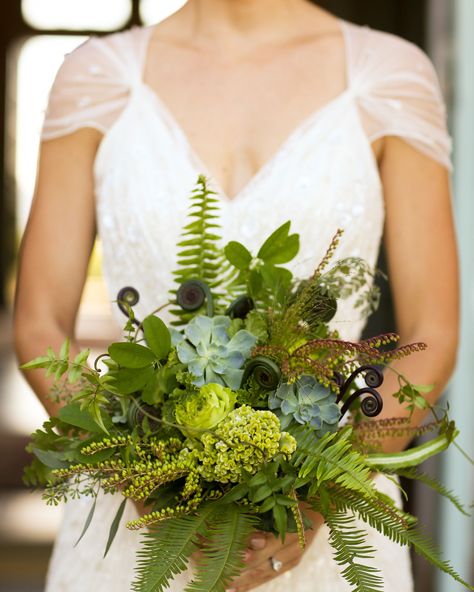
[40,18,451,591]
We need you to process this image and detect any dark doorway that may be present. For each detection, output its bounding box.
[317,0,426,44]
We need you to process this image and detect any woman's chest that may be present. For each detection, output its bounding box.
[143,37,349,200]
[94,94,385,284]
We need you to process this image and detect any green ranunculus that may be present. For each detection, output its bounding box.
[175,383,236,437]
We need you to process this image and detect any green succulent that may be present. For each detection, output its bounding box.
[175,383,236,438]
[175,315,257,389]
[269,376,340,435]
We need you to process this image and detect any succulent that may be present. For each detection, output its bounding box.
[175,315,257,390]
[269,375,340,435]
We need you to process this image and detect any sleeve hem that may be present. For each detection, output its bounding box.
[40,121,108,141]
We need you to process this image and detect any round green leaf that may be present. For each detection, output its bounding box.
[31,447,69,469]
[59,402,112,433]
[111,366,154,395]
[108,342,156,368]
[143,315,172,360]
[225,241,252,270]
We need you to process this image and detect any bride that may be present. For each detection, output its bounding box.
[14,0,459,590]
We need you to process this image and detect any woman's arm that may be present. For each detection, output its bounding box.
[14,128,102,417]
[231,138,459,591]
[375,136,460,452]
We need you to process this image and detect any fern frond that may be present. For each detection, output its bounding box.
[170,176,228,323]
[186,504,258,592]
[323,485,474,590]
[405,528,473,588]
[322,484,415,544]
[396,468,470,516]
[131,505,214,592]
[324,510,384,592]
[292,427,376,497]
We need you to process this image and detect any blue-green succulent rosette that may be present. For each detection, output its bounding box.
[173,314,257,389]
[269,375,341,436]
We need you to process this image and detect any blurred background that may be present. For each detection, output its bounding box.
[0,1,472,591]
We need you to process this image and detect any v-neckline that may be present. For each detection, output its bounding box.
[139,18,352,202]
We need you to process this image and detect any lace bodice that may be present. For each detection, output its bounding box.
[42,19,451,592]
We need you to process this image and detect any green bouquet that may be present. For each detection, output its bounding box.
[23,176,472,592]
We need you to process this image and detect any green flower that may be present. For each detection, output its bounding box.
[175,383,236,437]
[175,315,257,389]
[197,405,296,483]
[269,375,340,436]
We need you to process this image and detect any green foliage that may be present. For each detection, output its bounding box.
[396,468,470,516]
[58,402,112,433]
[220,461,299,539]
[186,505,258,592]
[257,221,300,265]
[143,315,172,360]
[223,221,299,308]
[291,427,376,497]
[224,241,252,269]
[317,485,473,590]
[243,310,269,343]
[21,339,90,386]
[108,343,157,368]
[30,447,69,469]
[392,378,432,416]
[74,496,97,546]
[324,510,384,592]
[132,503,257,592]
[104,499,127,557]
[132,505,213,592]
[365,428,457,470]
[170,175,228,322]
[317,257,385,318]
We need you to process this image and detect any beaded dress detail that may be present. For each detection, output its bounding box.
[41,20,451,591]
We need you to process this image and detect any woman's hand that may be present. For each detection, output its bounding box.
[226,507,324,592]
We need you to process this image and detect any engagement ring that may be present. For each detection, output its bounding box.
[270,556,283,572]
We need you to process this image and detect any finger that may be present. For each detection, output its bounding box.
[242,537,306,575]
[242,531,304,569]
[247,532,269,551]
[230,554,303,591]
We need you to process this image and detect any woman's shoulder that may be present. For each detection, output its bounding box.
[59,26,150,82]
[341,20,451,169]
[41,26,150,141]
[342,20,438,85]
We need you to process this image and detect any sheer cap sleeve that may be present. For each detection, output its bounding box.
[40,28,148,140]
[345,23,452,170]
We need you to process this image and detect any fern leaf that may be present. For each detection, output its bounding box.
[405,528,473,588]
[323,485,416,545]
[396,468,470,516]
[131,505,214,592]
[185,504,258,592]
[170,176,228,323]
[324,510,384,592]
[292,428,376,497]
[324,485,474,590]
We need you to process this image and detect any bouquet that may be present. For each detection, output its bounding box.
[23,176,472,591]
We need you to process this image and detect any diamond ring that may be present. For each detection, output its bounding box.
[270,556,283,572]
